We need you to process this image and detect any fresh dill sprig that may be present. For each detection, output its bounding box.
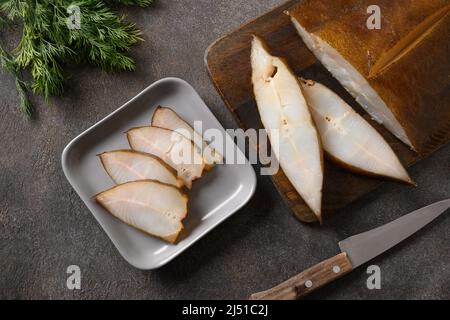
[67,1,142,71]
[0,45,33,117]
[0,0,154,116]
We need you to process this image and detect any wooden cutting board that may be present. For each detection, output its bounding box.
[205,0,449,223]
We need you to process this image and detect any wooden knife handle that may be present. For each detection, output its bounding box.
[249,252,353,300]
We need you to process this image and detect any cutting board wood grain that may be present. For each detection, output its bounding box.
[205,0,449,223]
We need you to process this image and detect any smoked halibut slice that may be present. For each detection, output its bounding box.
[151,106,223,169]
[96,180,188,244]
[300,79,414,184]
[98,150,184,188]
[127,127,206,189]
[251,36,324,222]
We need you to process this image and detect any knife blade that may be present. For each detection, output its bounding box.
[249,199,450,300]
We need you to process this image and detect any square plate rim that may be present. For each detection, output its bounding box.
[61,77,257,270]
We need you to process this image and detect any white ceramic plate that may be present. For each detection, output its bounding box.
[62,78,257,270]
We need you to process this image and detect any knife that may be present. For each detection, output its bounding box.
[249,199,450,300]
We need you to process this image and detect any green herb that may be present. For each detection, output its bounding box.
[0,45,33,116]
[0,0,156,117]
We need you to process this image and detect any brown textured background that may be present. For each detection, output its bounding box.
[0,0,449,299]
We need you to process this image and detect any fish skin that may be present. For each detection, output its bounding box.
[288,0,450,154]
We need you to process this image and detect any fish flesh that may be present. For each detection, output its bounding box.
[151,106,223,169]
[288,0,450,153]
[96,180,188,243]
[300,79,414,184]
[127,126,206,189]
[98,150,184,188]
[251,36,324,222]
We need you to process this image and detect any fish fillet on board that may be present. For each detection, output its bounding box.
[288,0,450,154]
[251,36,324,223]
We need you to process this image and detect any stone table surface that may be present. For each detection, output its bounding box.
[0,0,449,300]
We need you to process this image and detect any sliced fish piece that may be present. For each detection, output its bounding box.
[96,180,188,243]
[251,36,324,222]
[152,106,223,169]
[127,126,206,189]
[300,79,414,184]
[98,150,184,188]
[288,0,450,153]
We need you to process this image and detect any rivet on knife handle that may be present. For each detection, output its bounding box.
[249,253,353,300]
